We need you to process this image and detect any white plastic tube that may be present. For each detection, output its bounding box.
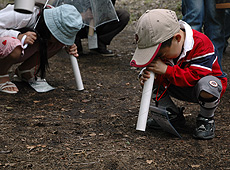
[21,35,28,49]
[14,0,35,14]
[70,55,84,91]
[136,71,155,131]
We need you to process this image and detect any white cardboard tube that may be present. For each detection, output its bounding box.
[136,71,155,131]
[70,55,84,91]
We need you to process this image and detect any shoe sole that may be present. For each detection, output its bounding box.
[90,50,115,57]
[101,53,115,57]
[193,134,215,140]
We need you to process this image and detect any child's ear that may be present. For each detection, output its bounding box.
[174,33,182,42]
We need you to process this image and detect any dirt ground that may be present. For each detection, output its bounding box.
[0,1,230,170]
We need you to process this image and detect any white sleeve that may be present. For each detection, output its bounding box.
[0,4,39,38]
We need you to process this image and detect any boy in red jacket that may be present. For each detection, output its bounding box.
[130,9,227,139]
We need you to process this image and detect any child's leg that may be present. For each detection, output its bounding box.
[0,47,22,93]
[0,46,23,76]
[0,37,24,75]
[0,37,24,93]
[15,51,40,80]
[15,41,63,80]
[194,76,222,139]
[195,76,222,118]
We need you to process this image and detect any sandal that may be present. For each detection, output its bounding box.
[0,75,18,94]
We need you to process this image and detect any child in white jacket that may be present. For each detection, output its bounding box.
[0,3,83,94]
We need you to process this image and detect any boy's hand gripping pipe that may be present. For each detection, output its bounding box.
[136,71,155,131]
[70,55,84,91]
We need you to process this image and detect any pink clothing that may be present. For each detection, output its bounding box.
[0,37,24,58]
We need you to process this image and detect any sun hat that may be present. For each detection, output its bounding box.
[130,9,180,67]
[44,4,83,46]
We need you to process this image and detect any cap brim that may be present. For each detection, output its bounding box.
[130,43,161,67]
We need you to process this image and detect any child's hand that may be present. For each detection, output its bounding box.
[139,58,168,86]
[66,44,79,57]
[146,58,168,75]
[18,31,37,45]
[139,69,151,86]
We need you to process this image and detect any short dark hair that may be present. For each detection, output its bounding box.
[160,36,173,49]
[155,36,173,58]
[160,28,184,49]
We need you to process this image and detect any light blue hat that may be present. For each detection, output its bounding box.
[44,4,83,46]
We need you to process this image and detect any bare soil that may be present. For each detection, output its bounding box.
[0,0,229,169]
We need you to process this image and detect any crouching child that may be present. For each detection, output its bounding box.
[130,9,227,139]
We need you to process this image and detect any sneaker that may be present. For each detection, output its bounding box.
[147,107,186,129]
[193,115,215,140]
[90,48,115,57]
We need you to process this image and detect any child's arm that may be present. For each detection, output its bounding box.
[146,59,168,75]
[17,31,37,45]
[0,4,39,38]
[139,58,167,86]
[165,64,210,87]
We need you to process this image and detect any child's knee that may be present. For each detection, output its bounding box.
[0,37,24,61]
[9,46,23,60]
[198,91,219,109]
[196,76,223,109]
[199,90,215,98]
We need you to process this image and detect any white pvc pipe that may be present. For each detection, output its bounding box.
[136,71,155,131]
[14,0,35,14]
[70,55,84,91]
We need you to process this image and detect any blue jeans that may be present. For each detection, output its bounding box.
[182,0,226,71]
[224,9,230,50]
